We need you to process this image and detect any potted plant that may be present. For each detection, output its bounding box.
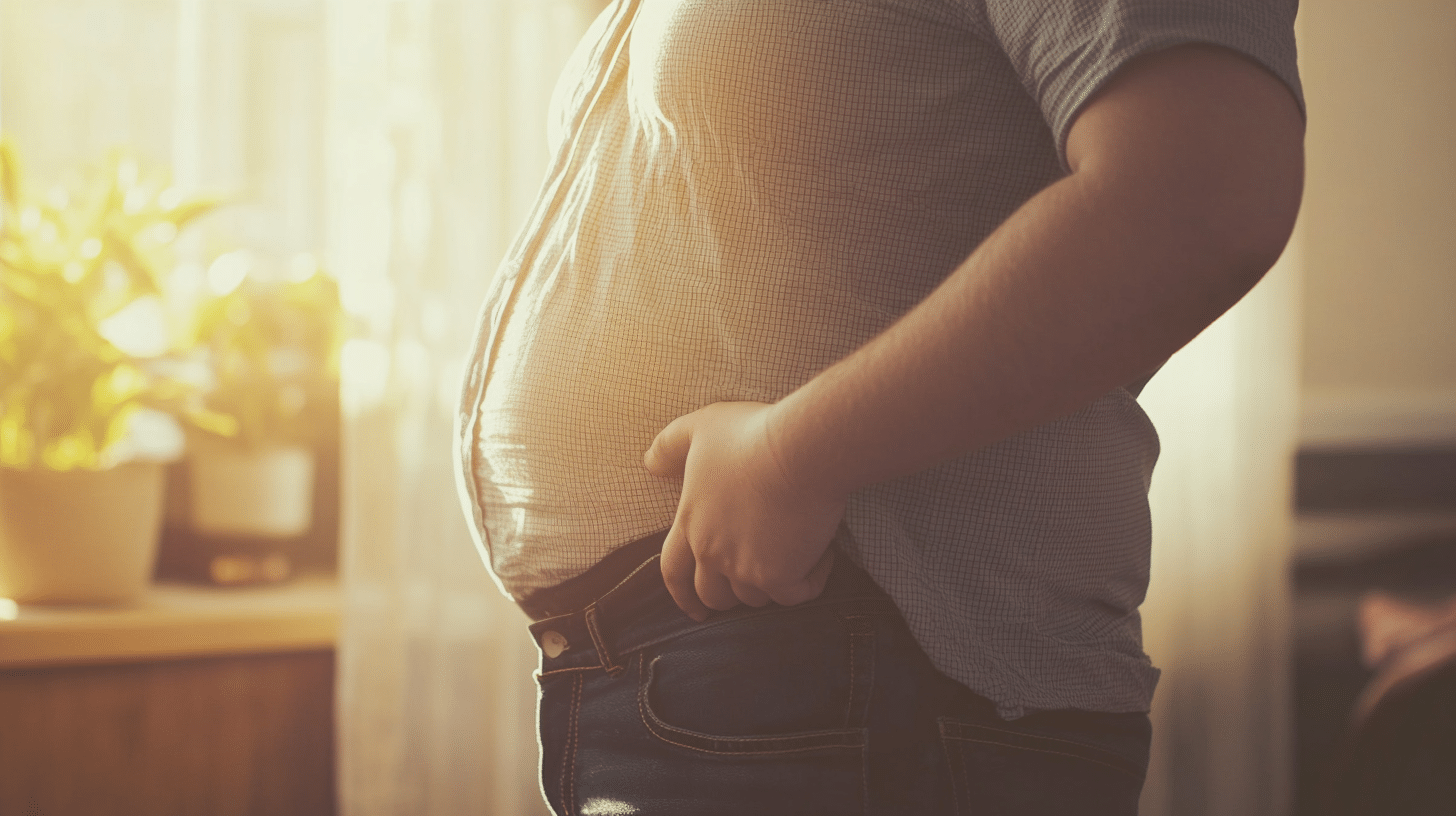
[0,138,226,604]
[180,258,343,584]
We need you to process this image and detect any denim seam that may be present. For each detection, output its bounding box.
[539,665,601,679]
[853,623,875,814]
[855,625,873,816]
[637,656,866,755]
[562,672,583,816]
[843,616,876,730]
[939,723,1144,780]
[618,594,897,663]
[537,598,896,677]
[942,739,969,816]
[845,626,860,728]
[538,602,890,677]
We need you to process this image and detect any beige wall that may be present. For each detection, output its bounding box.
[1297,0,1456,445]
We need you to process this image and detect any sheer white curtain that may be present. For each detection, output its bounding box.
[323,1,595,813]
[1138,237,1304,816]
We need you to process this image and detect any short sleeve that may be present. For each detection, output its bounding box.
[979,0,1305,169]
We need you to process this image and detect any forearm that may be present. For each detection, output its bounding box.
[765,45,1304,500]
[645,45,1303,616]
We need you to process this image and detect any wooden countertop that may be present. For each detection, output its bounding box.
[0,574,339,668]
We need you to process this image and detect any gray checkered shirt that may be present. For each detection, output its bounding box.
[457,0,1303,718]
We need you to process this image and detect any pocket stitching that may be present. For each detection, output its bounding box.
[638,655,865,756]
[943,737,971,815]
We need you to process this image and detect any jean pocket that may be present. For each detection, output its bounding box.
[939,718,1145,816]
[638,654,865,754]
[628,653,867,816]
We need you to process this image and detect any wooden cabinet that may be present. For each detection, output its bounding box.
[0,579,339,816]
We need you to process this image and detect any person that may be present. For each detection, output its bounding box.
[454,0,1305,812]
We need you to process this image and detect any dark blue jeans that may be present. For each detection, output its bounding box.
[529,553,1150,815]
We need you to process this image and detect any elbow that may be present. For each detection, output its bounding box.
[1204,151,1304,293]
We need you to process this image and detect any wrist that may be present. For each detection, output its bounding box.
[762,397,859,504]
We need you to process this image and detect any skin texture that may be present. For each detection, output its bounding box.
[643,43,1306,621]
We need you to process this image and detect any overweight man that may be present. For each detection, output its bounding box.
[455,0,1305,812]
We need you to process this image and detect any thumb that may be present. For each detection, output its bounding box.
[644,413,693,478]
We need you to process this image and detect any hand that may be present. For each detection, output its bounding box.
[643,401,845,621]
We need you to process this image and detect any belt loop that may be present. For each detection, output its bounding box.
[584,604,624,677]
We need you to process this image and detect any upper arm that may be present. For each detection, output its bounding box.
[971,0,1306,274]
[1065,43,1305,275]
[978,0,1305,170]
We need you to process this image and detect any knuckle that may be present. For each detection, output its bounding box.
[771,583,819,607]
[733,585,771,607]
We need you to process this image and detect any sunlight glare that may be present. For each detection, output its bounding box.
[207,250,251,296]
[287,252,319,283]
[116,157,139,189]
[103,407,185,466]
[419,295,449,343]
[341,338,391,415]
[0,598,16,621]
[157,187,183,210]
[123,186,149,214]
[581,798,639,816]
[340,275,395,335]
[166,261,206,308]
[98,295,169,357]
[146,221,178,245]
[436,354,465,416]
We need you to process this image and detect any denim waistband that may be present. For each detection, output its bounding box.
[519,529,671,621]
[527,549,896,677]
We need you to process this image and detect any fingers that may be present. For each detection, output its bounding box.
[766,547,836,607]
[663,529,765,617]
[694,566,739,612]
[730,580,773,608]
[661,525,710,622]
[664,525,821,618]
[643,414,693,478]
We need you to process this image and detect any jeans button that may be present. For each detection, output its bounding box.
[541,630,569,658]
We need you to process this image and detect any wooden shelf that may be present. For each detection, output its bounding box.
[0,574,339,668]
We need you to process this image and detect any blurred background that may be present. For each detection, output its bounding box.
[0,0,1450,815]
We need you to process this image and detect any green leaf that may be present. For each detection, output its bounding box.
[0,138,228,470]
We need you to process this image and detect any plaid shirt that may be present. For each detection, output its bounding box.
[458,0,1302,718]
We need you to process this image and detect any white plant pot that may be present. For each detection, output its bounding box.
[0,462,165,605]
[188,441,314,538]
